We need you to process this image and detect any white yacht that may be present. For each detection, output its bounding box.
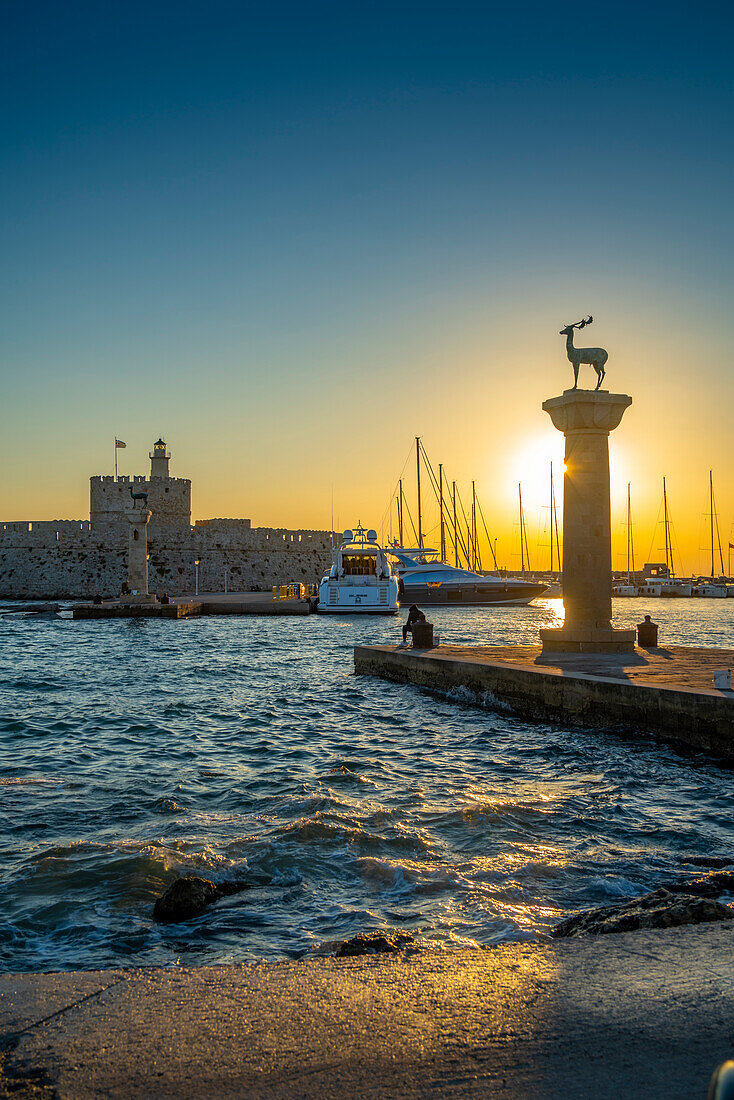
[318,527,399,614]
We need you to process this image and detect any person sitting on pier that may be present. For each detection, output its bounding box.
[402,604,426,646]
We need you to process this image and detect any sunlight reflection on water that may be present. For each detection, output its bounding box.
[0,598,733,972]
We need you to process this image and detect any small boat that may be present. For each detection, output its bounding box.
[692,581,728,599]
[318,527,399,614]
[637,582,662,597]
[659,580,693,597]
[388,547,548,606]
[612,583,636,597]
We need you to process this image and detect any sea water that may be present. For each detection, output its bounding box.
[1,598,733,973]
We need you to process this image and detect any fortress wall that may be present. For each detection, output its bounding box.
[195,519,252,531]
[0,542,333,599]
[0,522,93,547]
[0,545,127,599]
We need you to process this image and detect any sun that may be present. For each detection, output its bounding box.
[504,432,565,520]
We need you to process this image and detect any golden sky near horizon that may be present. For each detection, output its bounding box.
[3,295,732,579]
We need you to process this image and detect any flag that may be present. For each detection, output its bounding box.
[115,439,126,448]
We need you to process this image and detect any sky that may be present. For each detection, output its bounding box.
[1,1,732,575]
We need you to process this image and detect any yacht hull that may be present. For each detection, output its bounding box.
[398,581,548,607]
[318,606,398,615]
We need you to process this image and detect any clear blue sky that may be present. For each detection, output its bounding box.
[1,1,732,568]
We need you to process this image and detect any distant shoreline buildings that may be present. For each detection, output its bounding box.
[0,440,334,599]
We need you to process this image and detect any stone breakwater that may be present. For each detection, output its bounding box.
[0,522,334,599]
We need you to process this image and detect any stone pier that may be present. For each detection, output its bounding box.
[540,389,636,653]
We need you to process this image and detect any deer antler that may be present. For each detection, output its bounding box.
[575,315,593,329]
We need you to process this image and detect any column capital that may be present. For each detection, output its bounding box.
[124,507,152,527]
[542,390,632,434]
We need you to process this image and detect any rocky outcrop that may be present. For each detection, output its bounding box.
[660,870,734,898]
[334,931,414,957]
[552,888,733,938]
[153,876,250,923]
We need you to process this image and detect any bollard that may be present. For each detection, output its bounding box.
[637,615,659,648]
[412,621,434,649]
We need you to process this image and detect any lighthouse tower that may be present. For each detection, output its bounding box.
[90,438,191,534]
[149,438,170,479]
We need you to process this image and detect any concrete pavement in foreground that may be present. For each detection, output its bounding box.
[2,921,734,1099]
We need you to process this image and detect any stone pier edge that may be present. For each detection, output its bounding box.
[354,646,734,761]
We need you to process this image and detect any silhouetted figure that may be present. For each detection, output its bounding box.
[402,604,426,644]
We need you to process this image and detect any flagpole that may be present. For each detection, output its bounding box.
[114,438,117,480]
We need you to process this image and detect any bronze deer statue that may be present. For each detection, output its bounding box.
[560,316,608,390]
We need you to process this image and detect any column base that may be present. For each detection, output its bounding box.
[122,593,158,605]
[540,627,636,654]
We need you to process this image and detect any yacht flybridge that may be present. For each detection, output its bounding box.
[318,527,399,614]
[388,548,548,606]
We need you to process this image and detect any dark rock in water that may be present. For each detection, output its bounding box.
[334,931,414,957]
[552,888,734,939]
[681,855,734,869]
[153,797,185,815]
[661,870,734,898]
[153,876,250,923]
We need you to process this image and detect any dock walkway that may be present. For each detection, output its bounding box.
[73,591,313,619]
[2,922,734,1099]
[355,644,734,760]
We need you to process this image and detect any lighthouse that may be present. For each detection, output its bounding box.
[149,438,170,479]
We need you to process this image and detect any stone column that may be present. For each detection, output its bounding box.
[123,506,153,602]
[540,389,636,653]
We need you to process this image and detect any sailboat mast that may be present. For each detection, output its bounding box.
[663,477,672,577]
[626,483,631,582]
[550,463,554,575]
[710,469,715,579]
[439,464,446,562]
[398,480,404,546]
[552,465,561,576]
[452,482,458,567]
[471,481,477,571]
[416,437,423,549]
[629,484,636,577]
[711,471,725,576]
[519,483,525,574]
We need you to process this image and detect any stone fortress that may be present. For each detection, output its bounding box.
[0,440,335,599]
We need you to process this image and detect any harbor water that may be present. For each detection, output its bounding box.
[1,598,733,973]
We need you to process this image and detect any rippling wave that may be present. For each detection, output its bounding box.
[1,598,733,971]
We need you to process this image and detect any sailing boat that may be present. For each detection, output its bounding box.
[694,471,727,597]
[658,478,692,597]
[612,483,637,596]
